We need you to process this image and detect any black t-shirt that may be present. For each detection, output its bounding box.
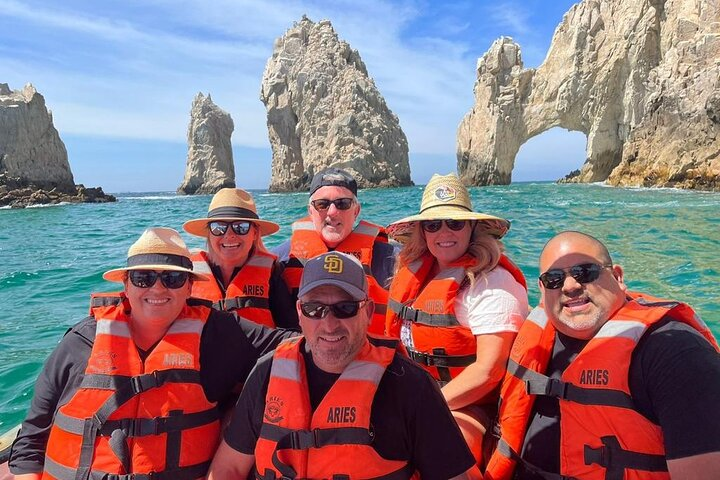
[9,309,298,475]
[225,342,476,480]
[209,259,300,329]
[516,318,720,479]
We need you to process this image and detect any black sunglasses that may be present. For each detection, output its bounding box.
[208,221,252,236]
[421,219,467,233]
[300,300,366,320]
[310,198,354,211]
[128,270,190,289]
[539,263,613,290]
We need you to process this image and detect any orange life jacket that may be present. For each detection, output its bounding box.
[386,253,527,384]
[43,297,221,480]
[254,336,414,480]
[484,292,720,480]
[190,249,276,328]
[282,217,390,335]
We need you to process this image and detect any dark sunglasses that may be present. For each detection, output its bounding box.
[310,198,354,211]
[208,221,252,236]
[300,300,366,320]
[539,263,613,290]
[128,270,190,289]
[421,219,467,233]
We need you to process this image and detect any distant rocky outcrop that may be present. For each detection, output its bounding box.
[0,83,115,207]
[261,16,412,192]
[457,0,720,190]
[177,93,235,195]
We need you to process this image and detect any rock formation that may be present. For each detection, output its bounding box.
[457,0,720,190]
[177,93,235,195]
[0,83,115,207]
[261,16,412,192]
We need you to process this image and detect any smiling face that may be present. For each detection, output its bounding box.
[124,271,191,331]
[539,232,627,340]
[424,220,472,268]
[207,222,258,269]
[297,285,372,374]
[308,186,360,248]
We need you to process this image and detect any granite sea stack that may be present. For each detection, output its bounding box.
[261,16,412,192]
[457,0,720,190]
[0,83,115,207]
[177,93,235,195]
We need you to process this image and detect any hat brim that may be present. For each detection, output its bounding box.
[183,217,280,237]
[298,279,367,301]
[387,207,511,241]
[103,265,210,283]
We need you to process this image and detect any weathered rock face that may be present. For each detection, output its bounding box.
[0,173,116,208]
[457,0,720,190]
[261,16,412,192]
[177,93,235,195]
[0,83,74,191]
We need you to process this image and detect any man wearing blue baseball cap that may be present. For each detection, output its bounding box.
[272,167,396,335]
[210,251,481,479]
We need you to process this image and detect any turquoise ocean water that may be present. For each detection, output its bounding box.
[1,182,719,430]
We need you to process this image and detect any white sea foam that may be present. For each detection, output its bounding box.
[26,202,70,208]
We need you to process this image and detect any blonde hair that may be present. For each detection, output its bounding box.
[396,221,503,286]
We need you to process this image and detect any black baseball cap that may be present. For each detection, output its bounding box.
[309,168,358,196]
[297,252,367,301]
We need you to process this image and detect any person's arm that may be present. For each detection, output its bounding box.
[238,315,300,357]
[667,452,720,480]
[268,263,300,330]
[208,440,255,480]
[442,331,516,409]
[13,474,42,480]
[10,321,94,476]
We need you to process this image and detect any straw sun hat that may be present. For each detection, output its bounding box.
[183,188,280,237]
[103,227,210,283]
[386,173,510,241]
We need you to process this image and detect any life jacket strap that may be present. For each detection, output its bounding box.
[388,299,460,326]
[217,296,271,311]
[495,438,578,480]
[507,360,636,409]
[584,435,668,479]
[407,348,476,368]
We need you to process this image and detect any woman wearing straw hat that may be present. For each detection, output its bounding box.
[385,173,529,468]
[8,227,297,479]
[183,188,298,329]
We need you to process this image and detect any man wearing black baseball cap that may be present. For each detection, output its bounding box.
[273,167,397,336]
[209,252,480,479]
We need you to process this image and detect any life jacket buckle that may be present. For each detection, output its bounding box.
[399,304,419,322]
[289,429,319,450]
[584,443,609,467]
[131,371,160,394]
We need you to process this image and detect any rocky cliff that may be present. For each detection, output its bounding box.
[0,83,115,207]
[261,16,412,192]
[177,93,235,195]
[457,0,720,190]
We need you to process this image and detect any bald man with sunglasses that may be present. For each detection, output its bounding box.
[210,251,481,479]
[484,231,720,480]
[272,168,397,335]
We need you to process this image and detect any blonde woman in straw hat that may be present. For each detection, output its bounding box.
[183,188,298,329]
[385,173,529,468]
[8,227,297,480]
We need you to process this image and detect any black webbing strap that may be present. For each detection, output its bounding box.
[270,427,374,479]
[98,407,219,437]
[584,436,668,480]
[220,296,271,311]
[164,410,183,472]
[90,295,124,308]
[433,347,453,384]
[407,348,476,368]
[496,438,578,480]
[74,369,203,480]
[100,460,212,480]
[387,299,460,326]
[507,360,636,409]
[108,429,130,473]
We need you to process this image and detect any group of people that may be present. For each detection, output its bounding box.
[7,168,720,479]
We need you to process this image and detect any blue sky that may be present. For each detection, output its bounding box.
[1,0,586,193]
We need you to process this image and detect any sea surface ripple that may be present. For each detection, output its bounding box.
[0,182,718,428]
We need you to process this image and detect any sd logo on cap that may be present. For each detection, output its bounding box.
[298,252,367,301]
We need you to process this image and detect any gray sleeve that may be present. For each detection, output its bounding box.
[270,240,291,264]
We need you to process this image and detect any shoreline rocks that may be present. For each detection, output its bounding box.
[261,16,412,192]
[0,83,116,207]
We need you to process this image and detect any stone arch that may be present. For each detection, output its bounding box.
[457,0,720,190]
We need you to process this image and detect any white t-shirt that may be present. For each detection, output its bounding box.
[401,266,528,349]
